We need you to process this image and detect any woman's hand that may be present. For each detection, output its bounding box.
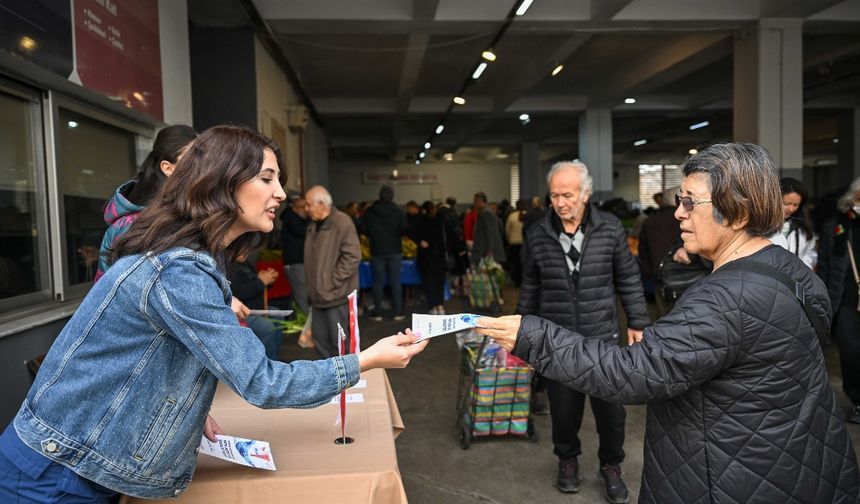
[358,330,429,371]
[203,414,224,442]
[474,315,522,352]
[230,297,250,320]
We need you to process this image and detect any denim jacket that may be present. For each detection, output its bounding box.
[13,248,360,499]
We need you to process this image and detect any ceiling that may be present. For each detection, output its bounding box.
[189,0,860,166]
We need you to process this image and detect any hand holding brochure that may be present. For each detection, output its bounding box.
[199,435,276,471]
[412,313,481,342]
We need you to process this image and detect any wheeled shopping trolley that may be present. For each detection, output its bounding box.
[455,336,538,449]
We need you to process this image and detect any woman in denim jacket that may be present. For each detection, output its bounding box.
[0,126,428,502]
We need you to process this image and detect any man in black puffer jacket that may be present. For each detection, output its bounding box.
[518,161,648,503]
[361,185,407,321]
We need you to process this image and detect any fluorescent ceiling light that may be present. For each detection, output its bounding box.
[424,142,431,149]
[444,153,454,161]
[415,159,420,165]
[519,113,530,121]
[633,139,647,147]
[472,62,488,79]
[435,125,445,134]
[67,121,79,128]
[453,96,466,105]
[688,148,698,155]
[497,153,509,159]
[482,50,496,62]
[833,138,839,143]
[551,64,564,76]
[516,0,534,16]
[624,98,636,104]
[689,121,709,130]
[419,152,426,158]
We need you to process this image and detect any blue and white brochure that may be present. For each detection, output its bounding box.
[412,313,481,342]
[199,435,276,471]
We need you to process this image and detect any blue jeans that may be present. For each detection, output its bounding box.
[246,315,283,360]
[371,254,403,315]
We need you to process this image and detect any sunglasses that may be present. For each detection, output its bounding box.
[675,194,713,213]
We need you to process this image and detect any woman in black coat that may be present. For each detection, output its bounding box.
[478,143,860,503]
[412,201,448,314]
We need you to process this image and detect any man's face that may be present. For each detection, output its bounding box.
[305,193,329,221]
[473,197,486,211]
[407,205,419,216]
[549,167,590,224]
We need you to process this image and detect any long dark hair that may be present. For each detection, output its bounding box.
[781,177,814,239]
[126,125,198,206]
[110,125,285,270]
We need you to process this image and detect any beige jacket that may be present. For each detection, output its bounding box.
[304,208,360,308]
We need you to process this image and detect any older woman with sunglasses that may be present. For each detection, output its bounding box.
[477,143,859,503]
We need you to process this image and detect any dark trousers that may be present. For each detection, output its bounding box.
[546,378,626,465]
[834,307,860,404]
[311,303,350,358]
[371,254,403,315]
[421,272,446,308]
[507,244,522,286]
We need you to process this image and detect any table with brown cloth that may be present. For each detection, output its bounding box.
[121,368,406,504]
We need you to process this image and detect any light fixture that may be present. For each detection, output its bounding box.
[516,0,534,16]
[519,113,530,121]
[497,153,510,159]
[444,153,454,161]
[453,96,466,105]
[435,125,445,134]
[688,148,698,155]
[482,50,496,62]
[472,62,488,79]
[551,64,564,76]
[132,91,144,101]
[833,138,840,143]
[624,98,636,104]
[689,120,709,130]
[415,159,421,165]
[19,36,37,52]
[392,169,399,178]
[424,142,431,149]
[633,139,647,147]
[67,121,79,128]
[419,152,426,158]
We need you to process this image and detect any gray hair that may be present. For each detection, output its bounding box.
[306,186,333,207]
[546,161,593,197]
[837,177,860,212]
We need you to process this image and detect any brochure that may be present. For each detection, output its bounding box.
[199,434,276,471]
[412,313,482,342]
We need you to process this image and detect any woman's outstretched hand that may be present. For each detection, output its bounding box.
[475,315,522,352]
[203,414,224,442]
[358,329,429,371]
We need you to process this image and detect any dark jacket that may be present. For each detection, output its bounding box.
[514,245,860,503]
[280,208,310,265]
[522,207,545,232]
[637,205,681,278]
[305,209,360,308]
[228,260,266,309]
[361,200,407,256]
[818,212,860,311]
[516,207,649,338]
[471,208,506,265]
[411,214,447,276]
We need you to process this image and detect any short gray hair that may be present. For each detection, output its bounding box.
[306,186,333,207]
[546,161,593,197]
[837,177,860,212]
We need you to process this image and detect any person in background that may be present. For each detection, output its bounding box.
[771,177,817,269]
[638,186,682,303]
[95,124,198,282]
[281,194,314,348]
[405,200,421,229]
[304,185,362,357]
[479,143,860,503]
[229,256,283,359]
[438,197,469,296]
[514,161,648,502]
[463,201,478,248]
[522,195,546,232]
[471,192,506,266]
[505,199,526,287]
[344,201,361,230]
[361,185,407,321]
[412,201,448,315]
[0,125,429,503]
[818,176,860,424]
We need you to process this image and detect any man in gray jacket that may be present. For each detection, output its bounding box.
[304,186,361,357]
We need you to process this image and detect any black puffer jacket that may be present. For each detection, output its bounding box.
[516,206,650,338]
[360,200,406,256]
[515,245,860,503]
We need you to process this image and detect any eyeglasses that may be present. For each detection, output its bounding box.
[675,194,712,213]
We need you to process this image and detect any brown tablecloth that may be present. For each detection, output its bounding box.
[121,368,405,504]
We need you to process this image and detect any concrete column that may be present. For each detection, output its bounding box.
[839,107,860,181]
[578,109,613,202]
[733,19,803,178]
[519,142,542,202]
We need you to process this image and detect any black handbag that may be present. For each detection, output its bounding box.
[658,251,710,302]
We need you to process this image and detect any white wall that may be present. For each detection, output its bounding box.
[158,0,192,126]
[328,160,511,206]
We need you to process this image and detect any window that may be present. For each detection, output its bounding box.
[639,164,682,209]
[0,83,51,311]
[55,107,137,289]
[510,164,520,204]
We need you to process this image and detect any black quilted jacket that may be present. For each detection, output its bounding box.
[514,245,860,503]
[516,207,650,337]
